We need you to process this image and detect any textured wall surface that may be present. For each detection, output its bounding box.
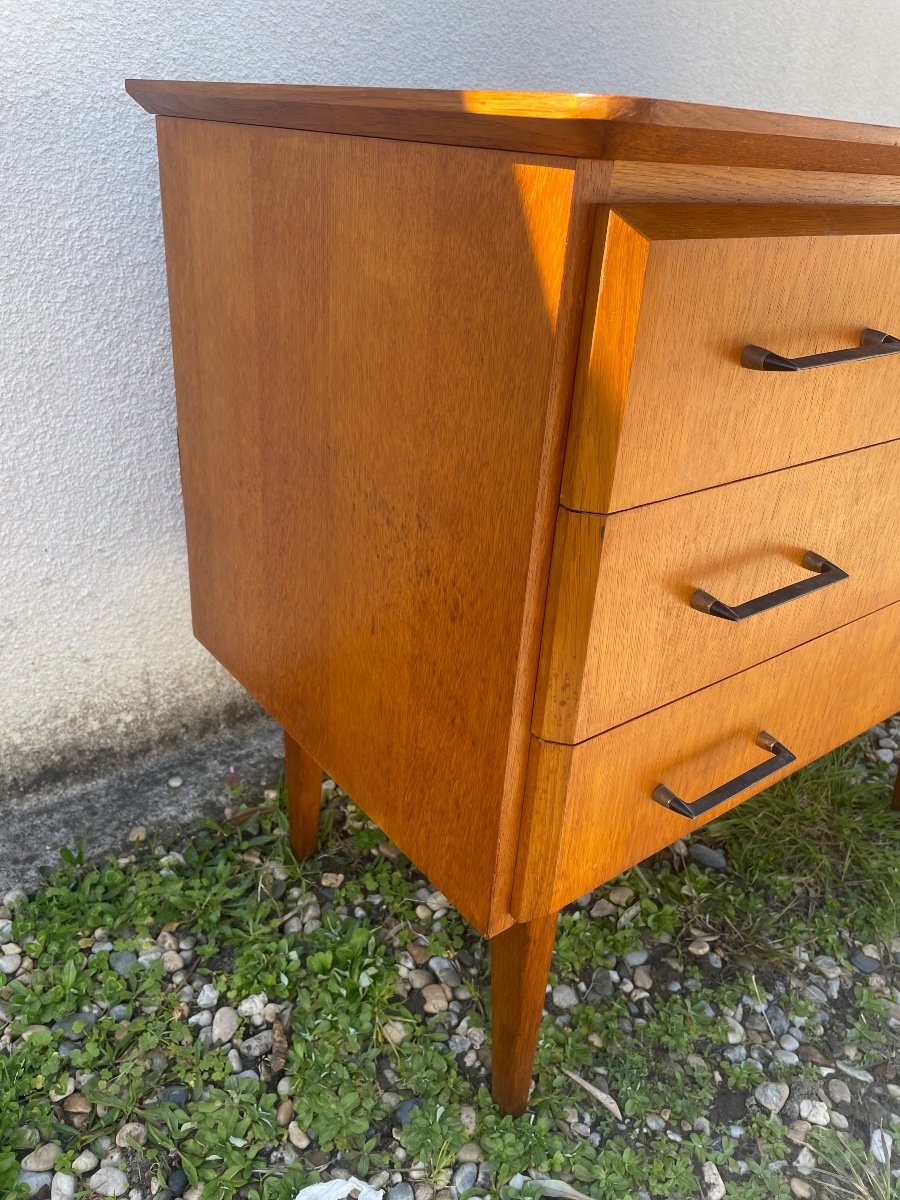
[3,0,900,791]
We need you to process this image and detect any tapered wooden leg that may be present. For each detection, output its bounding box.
[284,733,323,859]
[892,770,900,811]
[490,911,559,1115]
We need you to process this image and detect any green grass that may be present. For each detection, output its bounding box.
[0,735,897,1199]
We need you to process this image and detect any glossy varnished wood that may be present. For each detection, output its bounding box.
[127,81,900,174]
[536,442,900,742]
[562,204,900,514]
[490,911,558,1115]
[131,83,900,1113]
[157,117,575,937]
[284,735,323,859]
[606,160,900,205]
[516,603,900,920]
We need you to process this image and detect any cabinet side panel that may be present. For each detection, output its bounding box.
[155,118,574,935]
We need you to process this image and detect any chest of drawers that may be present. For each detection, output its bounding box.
[127,81,900,1114]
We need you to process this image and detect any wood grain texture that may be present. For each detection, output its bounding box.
[156,117,575,937]
[537,442,900,742]
[606,161,900,205]
[490,911,558,1114]
[515,602,900,919]
[284,734,323,859]
[561,205,900,514]
[127,81,900,174]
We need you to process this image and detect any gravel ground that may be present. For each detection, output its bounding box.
[3,719,898,1200]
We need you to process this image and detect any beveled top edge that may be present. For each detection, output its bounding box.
[125,80,900,174]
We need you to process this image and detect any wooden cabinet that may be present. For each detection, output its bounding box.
[127,80,900,1115]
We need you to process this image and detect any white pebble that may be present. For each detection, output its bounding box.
[196,984,219,1009]
[237,993,268,1018]
[89,1168,129,1198]
[71,1151,99,1175]
[50,1173,76,1200]
[701,1162,725,1200]
[211,1006,239,1043]
[870,1129,893,1165]
[798,1100,829,1126]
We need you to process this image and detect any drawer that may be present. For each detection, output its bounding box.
[534,441,900,743]
[514,602,900,920]
[562,204,900,514]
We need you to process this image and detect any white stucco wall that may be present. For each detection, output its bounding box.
[3,0,900,790]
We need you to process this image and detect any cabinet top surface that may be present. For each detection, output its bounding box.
[126,80,900,174]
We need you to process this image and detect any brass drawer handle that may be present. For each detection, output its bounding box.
[653,731,796,820]
[741,327,900,371]
[691,550,848,622]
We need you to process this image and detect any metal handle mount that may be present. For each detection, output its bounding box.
[742,327,900,372]
[691,550,848,622]
[652,731,796,820]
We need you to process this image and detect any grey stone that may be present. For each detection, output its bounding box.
[765,1005,790,1037]
[688,843,727,871]
[53,1012,97,1040]
[451,1162,478,1193]
[724,1017,746,1044]
[159,1084,189,1106]
[850,951,880,973]
[755,1082,790,1114]
[167,1168,188,1196]
[836,1061,875,1083]
[17,1172,52,1199]
[552,983,578,1010]
[827,1078,851,1105]
[428,956,462,987]
[239,1029,273,1057]
[587,969,614,999]
[394,1098,421,1126]
[108,951,136,976]
[813,955,841,980]
[623,949,648,967]
[387,1187,414,1200]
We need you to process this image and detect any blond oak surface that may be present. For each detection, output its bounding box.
[516,603,900,920]
[562,205,900,514]
[490,912,559,1115]
[156,117,577,937]
[536,441,900,742]
[284,734,323,860]
[127,81,900,174]
[605,160,900,205]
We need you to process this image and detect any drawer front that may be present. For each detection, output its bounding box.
[562,204,900,514]
[534,440,900,743]
[514,603,900,920]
